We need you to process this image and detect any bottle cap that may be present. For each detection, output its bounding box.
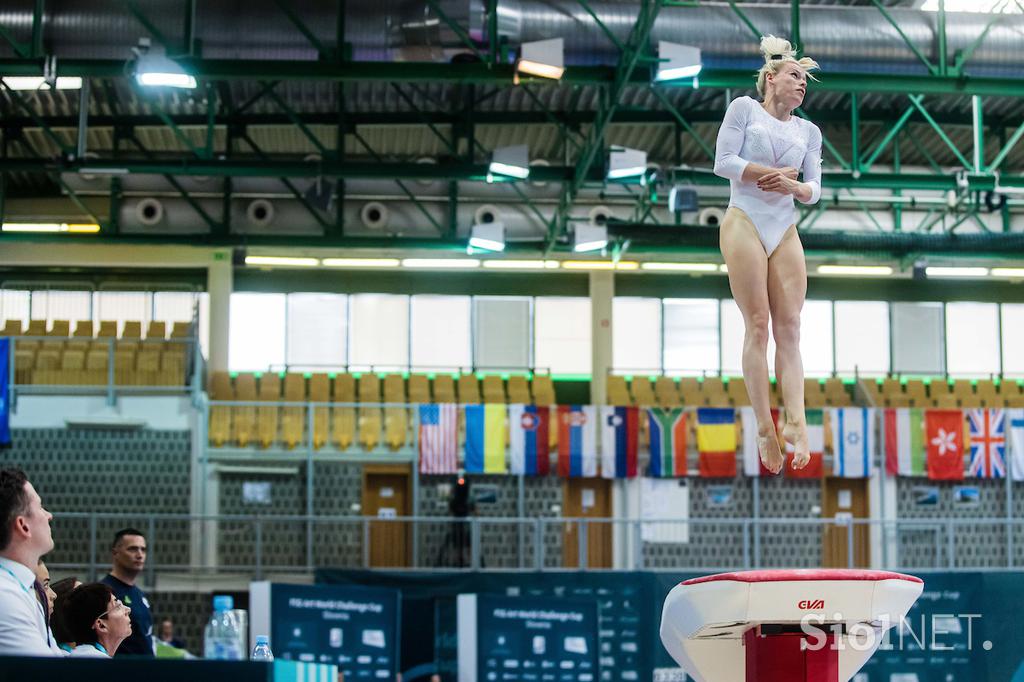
[213,595,234,611]
[255,636,269,645]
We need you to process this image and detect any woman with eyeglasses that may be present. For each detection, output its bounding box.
[55,583,133,658]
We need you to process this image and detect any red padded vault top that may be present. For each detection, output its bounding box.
[681,569,923,587]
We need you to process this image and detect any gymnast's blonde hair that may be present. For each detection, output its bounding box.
[755,35,820,98]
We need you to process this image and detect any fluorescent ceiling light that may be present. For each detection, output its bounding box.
[402,258,481,269]
[489,145,530,179]
[468,222,506,252]
[925,266,989,277]
[321,258,400,268]
[991,267,1024,278]
[921,0,1018,11]
[817,265,894,276]
[133,43,197,89]
[655,42,702,82]
[573,223,608,253]
[482,260,560,270]
[562,260,639,271]
[244,256,319,267]
[516,38,565,80]
[2,222,99,233]
[641,262,719,272]
[136,72,197,88]
[1,76,83,91]
[607,147,647,180]
[719,264,729,273]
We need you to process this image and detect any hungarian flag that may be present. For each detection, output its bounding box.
[884,408,925,476]
[967,409,1006,478]
[830,408,875,478]
[696,408,737,477]
[926,409,964,481]
[556,405,597,477]
[648,407,687,477]
[785,409,824,479]
[508,404,550,476]
[741,407,781,476]
[600,406,638,479]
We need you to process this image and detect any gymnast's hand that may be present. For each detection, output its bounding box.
[756,169,802,196]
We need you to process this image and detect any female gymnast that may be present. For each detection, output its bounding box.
[713,35,823,474]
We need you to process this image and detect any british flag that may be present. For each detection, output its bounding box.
[968,408,1006,478]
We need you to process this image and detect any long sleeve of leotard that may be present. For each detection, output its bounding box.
[798,124,823,205]
[713,97,752,181]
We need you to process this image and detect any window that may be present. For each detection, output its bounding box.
[663,299,719,375]
[0,290,30,329]
[891,302,944,375]
[834,301,889,375]
[286,293,347,371]
[720,299,776,376]
[946,302,1000,376]
[153,292,198,325]
[534,297,591,375]
[26,290,91,328]
[348,294,409,371]
[1002,304,1024,378]
[228,293,286,372]
[800,300,834,377]
[411,295,471,372]
[95,291,150,334]
[613,298,661,374]
[473,297,532,371]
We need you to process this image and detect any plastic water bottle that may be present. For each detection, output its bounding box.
[251,635,274,661]
[204,595,244,660]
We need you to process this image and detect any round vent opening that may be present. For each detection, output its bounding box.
[135,198,164,226]
[247,199,275,227]
[361,202,389,230]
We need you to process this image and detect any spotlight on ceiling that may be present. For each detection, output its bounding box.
[654,42,703,82]
[573,223,608,253]
[468,222,506,253]
[668,185,699,213]
[607,147,648,181]
[515,38,565,81]
[488,145,530,180]
[132,38,197,89]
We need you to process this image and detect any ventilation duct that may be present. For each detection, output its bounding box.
[246,199,275,228]
[135,198,164,226]
[360,201,390,230]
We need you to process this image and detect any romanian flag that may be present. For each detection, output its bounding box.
[696,407,737,477]
[648,408,687,477]
[464,404,507,473]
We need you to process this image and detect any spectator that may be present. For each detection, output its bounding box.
[101,528,154,656]
[157,618,184,649]
[34,559,56,617]
[0,467,63,656]
[60,583,132,658]
[50,577,82,651]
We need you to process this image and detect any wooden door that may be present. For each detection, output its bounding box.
[562,478,612,568]
[362,464,411,567]
[821,476,869,568]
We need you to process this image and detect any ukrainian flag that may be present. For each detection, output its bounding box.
[465,404,507,473]
[696,407,737,453]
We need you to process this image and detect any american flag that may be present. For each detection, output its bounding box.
[968,408,1006,478]
[418,403,459,474]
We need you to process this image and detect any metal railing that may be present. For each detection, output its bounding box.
[45,512,1024,583]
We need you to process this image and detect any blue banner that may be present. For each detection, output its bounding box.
[0,338,10,446]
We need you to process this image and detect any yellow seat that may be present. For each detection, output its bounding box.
[121,320,142,339]
[32,349,61,384]
[24,320,46,336]
[408,374,431,403]
[96,320,117,338]
[145,321,167,340]
[257,373,282,448]
[233,373,258,447]
[170,321,192,338]
[457,373,481,403]
[331,373,356,450]
[606,376,631,406]
[630,376,656,407]
[507,375,531,404]
[14,350,34,384]
[66,320,93,353]
[309,373,330,449]
[677,377,700,406]
[208,372,233,447]
[160,348,186,386]
[654,376,681,407]
[976,380,1000,407]
[383,374,408,450]
[357,374,382,450]
[531,375,556,407]
[281,373,306,450]
[934,393,959,409]
[929,379,951,401]
[481,375,506,404]
[83,349,107,384]
[432,374,457,403]
[727,377,751,407]
[113,350,136,385]
[702,376,729,407]
[48,320,70,337]
[136,349,161,385]
[1,320,22,336]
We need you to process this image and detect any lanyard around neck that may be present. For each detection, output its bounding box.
[0,563,52,646]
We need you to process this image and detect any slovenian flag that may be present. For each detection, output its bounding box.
[648,407,687,478]
[464,404,507,473]
[557,405,597,477]
[696,407,737,478]
[600,406,638,479]
[509,404,550,476]
[830,407,875,478]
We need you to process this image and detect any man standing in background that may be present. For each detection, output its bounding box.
[101,528,154,657]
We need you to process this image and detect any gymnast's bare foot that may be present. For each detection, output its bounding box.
[782,418,810,470]
[757,425,784,475]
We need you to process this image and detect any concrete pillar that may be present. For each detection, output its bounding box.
[590,270,614,405]
[207,255,232,374]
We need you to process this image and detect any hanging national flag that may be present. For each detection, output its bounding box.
[884,408,925,476]
[1009,409,1024,482]
[509,404,551,476]
[418,403,459,474]
[967,409,1006,478]
[648,407,687,478]
[926,409,964,481]
[830,408,875,478]
[696,407,737,478]
[600,406,639,479]
[0,338,9,448]
[556,405,597,477]
[785,409,824,479]
[464,404,507,474]
[740,407,781,477]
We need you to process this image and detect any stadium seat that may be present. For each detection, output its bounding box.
[208,372,233,447]
[383,375,408,450]
[507,375,531,404]
[630,377,656,406]
[233,373,258,447]
[136,348,161,385]
[531,375,556,406]
[24,320,46,336]
[160,348,186,386]
[952,379,978,407]
[32,349,61,384]
[281,373,306,449]
[96,320,117,338]
[113,349,135,386]
[805,386,826,408]
[976,379,1000,407]
[929,379,951,403]
[309,373,330,449]
[66,320,93,353]
[47,320,70,337]
[457,373,481,403]
[606,376,632,406]
[1,320,22,335]
[481,375,506,403]
[702,377,729,407]
[726,377,750,407]
[407,374,431,403]
[14,350,33,384]
[677,377,700,405]
[83,348,107,385]
[121,320,142,339]
[357,374,382,450]
[655,377,681,407]
[331,373,356,450]
[257,373,281,448]
[934,393,959,409]
[170,321,192,338]
[881,377,901,400]
[145,321,167,340]
[432,374,457,403]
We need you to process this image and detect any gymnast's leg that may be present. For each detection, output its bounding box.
[768,224,810,469]
[720,208,784,474]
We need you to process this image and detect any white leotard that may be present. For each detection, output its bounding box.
[713,96,823,256]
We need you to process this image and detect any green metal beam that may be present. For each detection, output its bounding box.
[240,133,331,231]
[126,134,220,231]
[861,105,915,169]
[989,120,1024,172]
[0,23,31,59]
[908,94,971,169]
[272,0,329,57]
[870,0,936,76]
[424,0,486,63]
[31,0,45,59]
[649,87,715,161]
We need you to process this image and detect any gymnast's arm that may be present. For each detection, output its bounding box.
[795,124,823,205]
[713,97,790,183]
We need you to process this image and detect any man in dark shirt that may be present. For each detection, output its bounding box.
[100,528,153,657]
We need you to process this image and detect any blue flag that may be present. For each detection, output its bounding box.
[0,339,10,446]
